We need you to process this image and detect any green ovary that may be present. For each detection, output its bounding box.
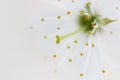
[77,14,100,33]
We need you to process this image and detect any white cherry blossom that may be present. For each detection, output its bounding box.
[29,0,120,80]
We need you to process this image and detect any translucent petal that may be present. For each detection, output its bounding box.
[97,22,120,80]
[57,35,103,80]
[91,0,120,19]
[48,0,89,15]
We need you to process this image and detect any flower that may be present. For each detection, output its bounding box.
[29,0,120,80]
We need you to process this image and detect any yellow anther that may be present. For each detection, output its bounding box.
[80,52,84,56]
[85,42,89,46]
[91,22,96,28]
[88,31,93,35]
[86,2,91,7]
[67,45,71,49]
[80,10,85,15]
[80,73,84,77]
[57,16,61,19]
[102,69,106,74]
[67,11,71,15]
[74,40,78,44]
[53,54,57,58]
[57,27,61,30]
[41,18,44,22]
[92,43,94,47]
[68,58,72,62]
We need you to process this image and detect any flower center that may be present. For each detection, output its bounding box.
[56,2,116,44]
[78,2,100,34]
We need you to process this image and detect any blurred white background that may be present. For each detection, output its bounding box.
[0,0,58,80]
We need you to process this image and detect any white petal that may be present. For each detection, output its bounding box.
[56,36,103,80]
[92,0,120,19]
[48,0,90,15]
[97,22,120,80]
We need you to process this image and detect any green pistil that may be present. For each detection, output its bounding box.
[56,29,81,44]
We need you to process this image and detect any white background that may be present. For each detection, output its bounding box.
[0,0,57,80]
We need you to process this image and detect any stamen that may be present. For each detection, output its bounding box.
[67,45,71,49]
[80,52,84,56]
[74,40,78,44]
[81,36,92,73]
[53,54,57,58]
[91,22,96,28]
[85,2,95,16]
[88,31,93,35]
[68,58,72,62]
[57,27,61,30]
[57,16,61,19]
[80,73,84,77]
[67,11,71,15]
[41,18,44,22]
[92,43,94,47]
[56,29,81,44]
[102,69,106,74]
[80,10,85,15]
[86,2,91,7]
[80,10,91,16]
[85,42,89,46]
[89,22,99,35]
